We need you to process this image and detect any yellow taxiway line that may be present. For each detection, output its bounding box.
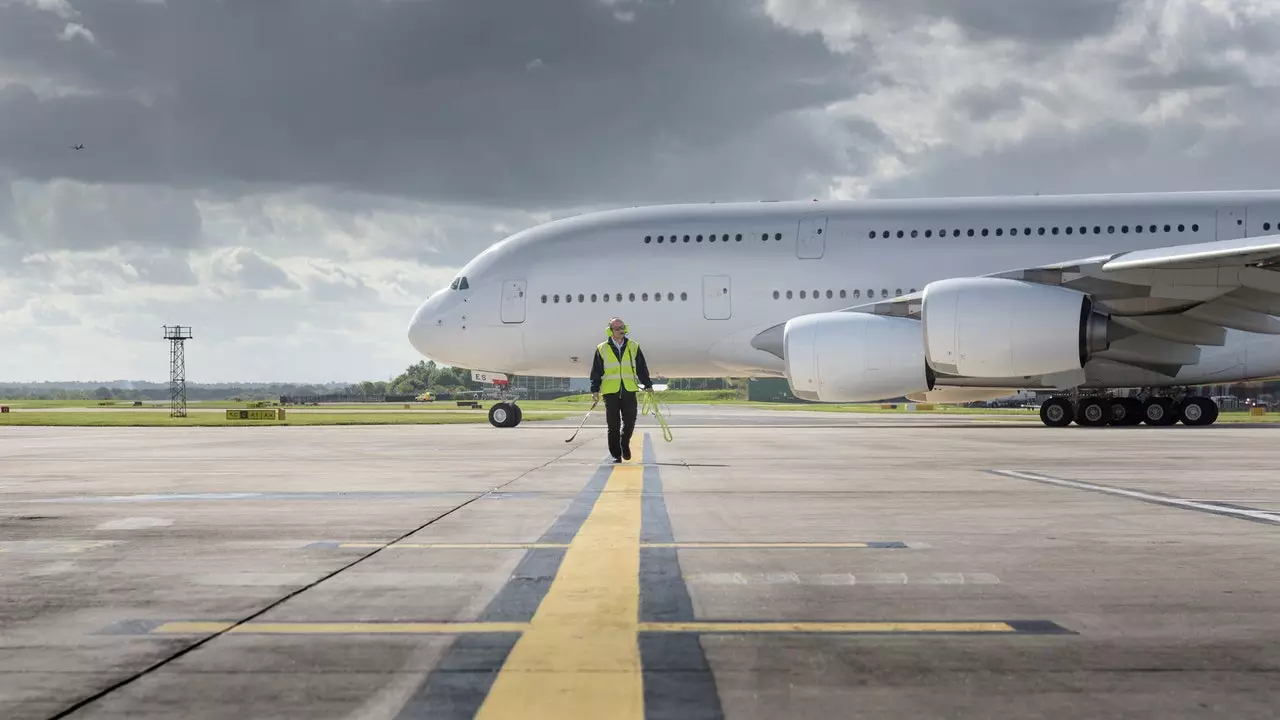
[474,462,646,719]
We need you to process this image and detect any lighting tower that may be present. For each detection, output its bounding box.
[163,325,193,417]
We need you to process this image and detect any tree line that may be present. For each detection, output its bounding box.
[342,361,482,398]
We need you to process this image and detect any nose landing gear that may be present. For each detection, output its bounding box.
[488,402,523,428]
[469,371,524,427]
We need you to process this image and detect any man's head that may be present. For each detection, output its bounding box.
[608,317,627,340]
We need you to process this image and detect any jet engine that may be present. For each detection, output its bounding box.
[782,312,934,402]
[921,277,1111,378]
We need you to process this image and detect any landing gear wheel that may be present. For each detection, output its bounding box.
[1075,397,1110,427]
[1040,397,1074,427]
[488,402,521,428]
[1109,397,1143,426]
[1179,396,1218,426]
[1141,397,1177,426]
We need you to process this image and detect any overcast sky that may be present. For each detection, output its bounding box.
[2,0,1278,383]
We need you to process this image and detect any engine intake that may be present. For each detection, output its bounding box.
[921,277,1110,378]
[783,312,934,402]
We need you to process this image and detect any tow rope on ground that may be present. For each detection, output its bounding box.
[640,390,674,442]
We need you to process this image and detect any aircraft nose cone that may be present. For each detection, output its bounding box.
[408,295,444,359]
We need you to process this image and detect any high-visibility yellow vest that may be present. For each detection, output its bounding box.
[597,339,640,394]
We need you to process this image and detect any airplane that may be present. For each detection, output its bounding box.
[72,144,84,150]
[407,189,1280,429]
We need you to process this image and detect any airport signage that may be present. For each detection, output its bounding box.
[225,409,285,420]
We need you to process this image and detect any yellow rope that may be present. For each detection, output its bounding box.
[640,390,674,442]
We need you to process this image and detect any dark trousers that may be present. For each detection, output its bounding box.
[603,389,638,459]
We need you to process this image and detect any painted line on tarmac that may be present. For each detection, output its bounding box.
[685,572,1001,586]
[22,491,479,504]
[121,618,1070,636]
[306,540,911,550]
[988,470,1280,526]
[641,620,1068,635]
[0,540,120,554]
[392,462,614,719]
[457,444,649,720]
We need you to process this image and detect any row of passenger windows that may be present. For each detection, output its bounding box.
[538,288,915,305]
[774,288,916,300]
[870,222,1202,239]
[541,291,690,304]
[636,218,1274,244]
[643,232,783,243]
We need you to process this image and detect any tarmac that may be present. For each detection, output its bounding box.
[2,405,1280,719]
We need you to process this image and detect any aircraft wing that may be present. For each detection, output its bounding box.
[849,233,1280,377]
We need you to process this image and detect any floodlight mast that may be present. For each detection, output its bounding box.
[163,325,192,417]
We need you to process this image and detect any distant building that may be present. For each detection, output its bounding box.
[509,375,590,398]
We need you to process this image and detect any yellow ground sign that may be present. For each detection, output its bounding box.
[225,409,285,420]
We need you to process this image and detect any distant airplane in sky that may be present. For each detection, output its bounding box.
[408,188,1280,429]
[72,144,84,150]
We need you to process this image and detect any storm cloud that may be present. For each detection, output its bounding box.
[0,0,859,207]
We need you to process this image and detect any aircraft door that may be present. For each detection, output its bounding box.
[703,275,731,320]
[1216,207,1246,241]
[797,216,827,259]
[500,279,526,323]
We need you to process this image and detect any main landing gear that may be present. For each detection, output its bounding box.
[1038,389,1219,428]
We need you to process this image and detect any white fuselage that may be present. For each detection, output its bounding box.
[408,190,1280,391]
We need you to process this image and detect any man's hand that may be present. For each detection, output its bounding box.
[592,392,599,403]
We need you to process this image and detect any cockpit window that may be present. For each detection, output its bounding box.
[449,276,470,290]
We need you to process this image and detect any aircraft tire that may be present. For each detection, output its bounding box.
[1039,397,1074,427]
[1141,397,1178,426]
[1074,397,1110,427]
[488,402,519,428]
[1179,396,1218,426]
[1109,397,1143,426]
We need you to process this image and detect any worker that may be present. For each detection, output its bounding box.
[590,316,653,462]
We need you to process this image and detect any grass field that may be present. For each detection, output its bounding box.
[1,390,1272,425]
[0,405,575,427]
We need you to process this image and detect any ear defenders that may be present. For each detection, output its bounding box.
[607,323,629,336]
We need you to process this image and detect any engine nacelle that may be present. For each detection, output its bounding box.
[783,312,934,402]
[921,277,1110,378]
